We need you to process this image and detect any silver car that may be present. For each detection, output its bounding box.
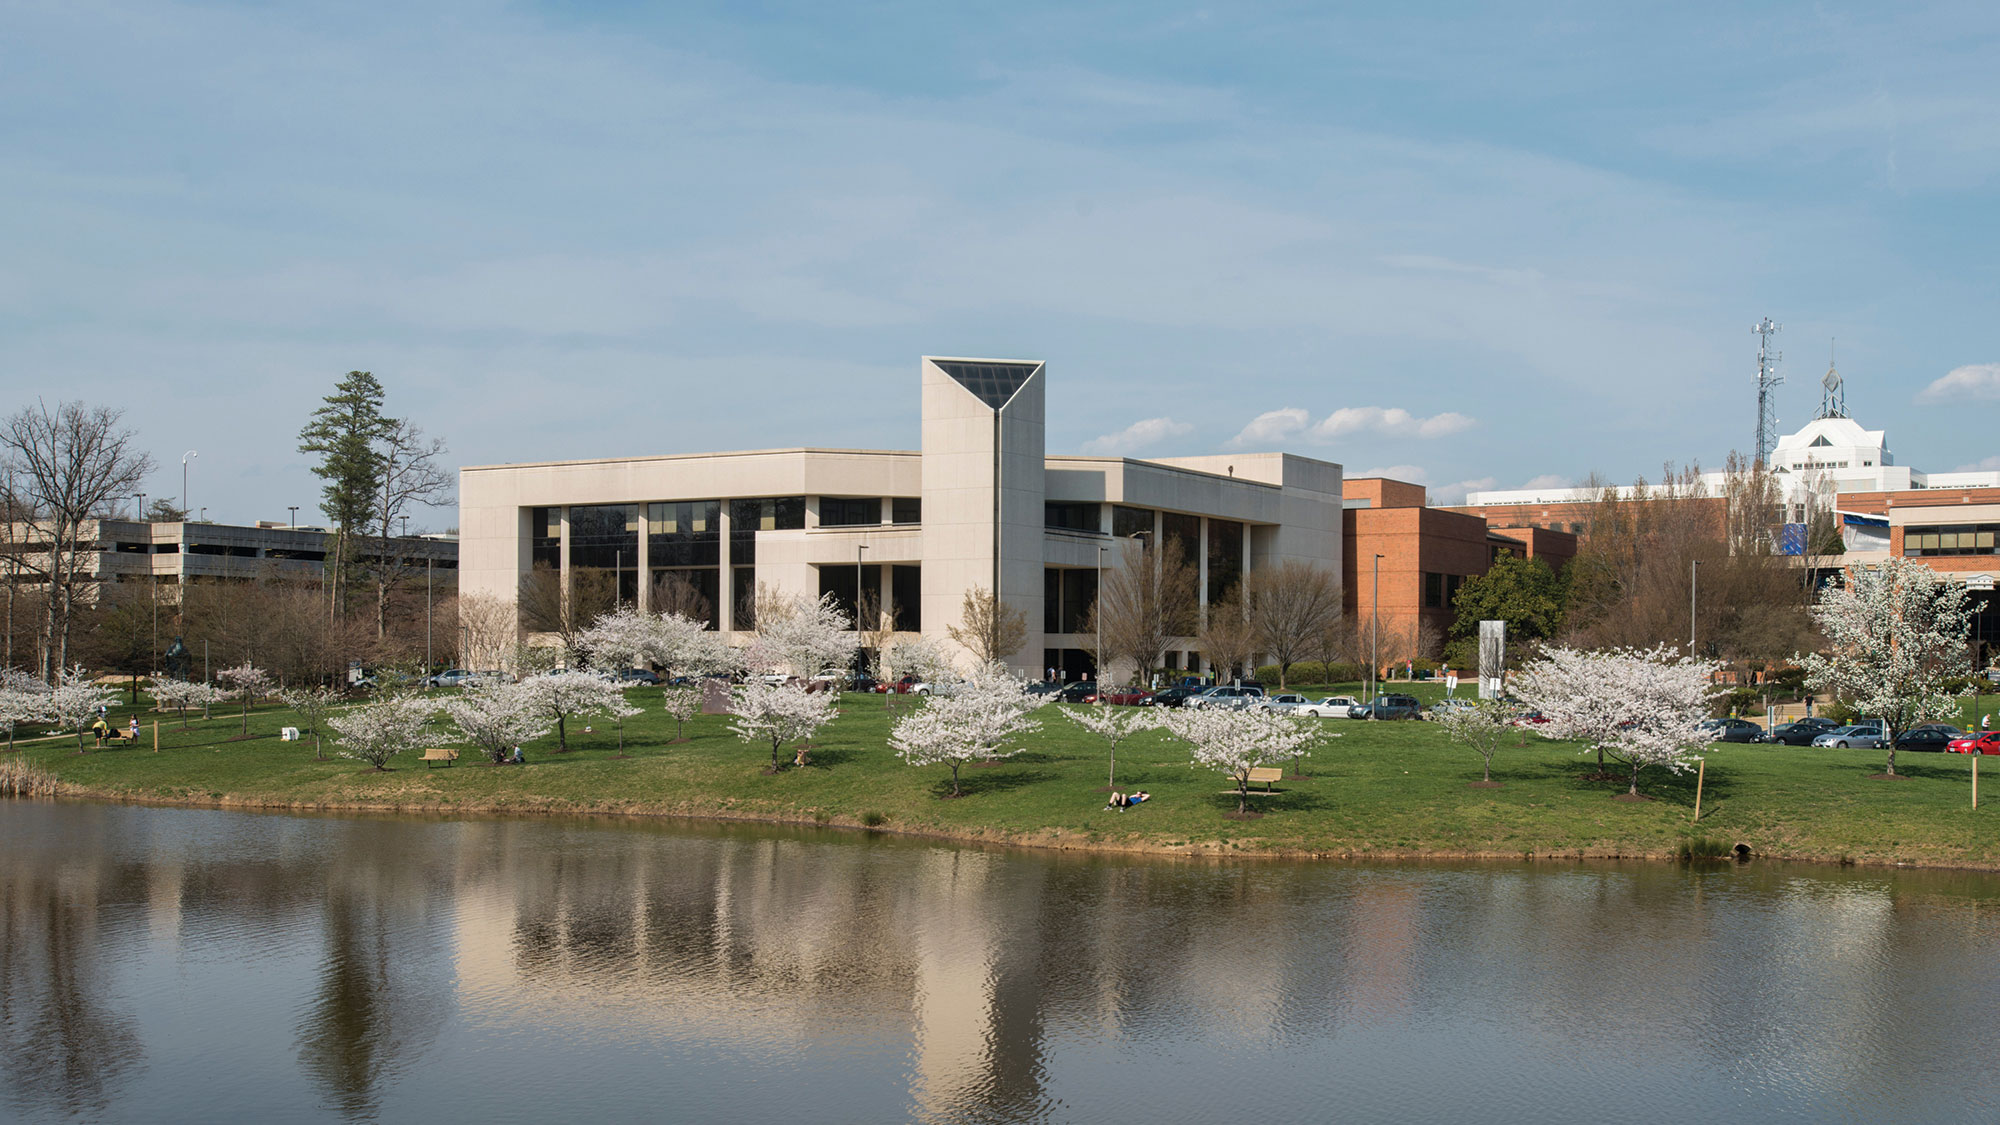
[1811,725,1887,749]
[1187,686,1265,711]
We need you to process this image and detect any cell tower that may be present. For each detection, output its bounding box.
[1753,317,1782,467]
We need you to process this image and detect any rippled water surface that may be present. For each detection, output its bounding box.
[6,801,2000,1123]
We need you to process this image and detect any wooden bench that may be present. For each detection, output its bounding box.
[420,748,459,767]
[1228,767,1284,794]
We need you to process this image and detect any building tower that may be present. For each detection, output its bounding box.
[1818,343,1847,420]
[1753,317,1783,467]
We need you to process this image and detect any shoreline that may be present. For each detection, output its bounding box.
[34,781,1996,873]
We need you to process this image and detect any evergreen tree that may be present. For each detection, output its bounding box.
[298,371,393,617]
[1444,551,1566,669]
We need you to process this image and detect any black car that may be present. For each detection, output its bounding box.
[1149,686,1204,708]
[1359,694,1423,720]
[1025,680,1064,697]
[1764,717,1840,746]
[1055,682,1100,703]
[844,674,881,693]
[1700,717,1765,744]
[1894,728,1956,753]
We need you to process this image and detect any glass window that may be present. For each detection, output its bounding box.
[530,506,560,570]
[1424,573,1443,608]
[1044,502,1100,532]
[892,565,921,632]
[1113,506,1154,539]
[648,501,720,568]
[1044,568,1062,632]
[820,498,881,527]
[892,497,921,525]
[732,566,757,629]
[568,505,637,572]
[1161,513,1200,568]
[1207,519,1243,604]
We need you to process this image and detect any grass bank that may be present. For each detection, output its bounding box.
[11,685,2000,869]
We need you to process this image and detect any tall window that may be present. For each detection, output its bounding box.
[530,507,560,570]
[1207,519,1243,603]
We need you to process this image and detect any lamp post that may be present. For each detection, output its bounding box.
[134,492,146,522]
[1690,558,1699,654]
[198,507,206,523]
[287,506,298,528]
[426,554,433,678]
[1096,543,1107,693]
[180,450,196,518]
[1370,554,1383,705]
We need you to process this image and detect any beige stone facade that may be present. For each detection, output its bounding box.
[458,357,1345,679]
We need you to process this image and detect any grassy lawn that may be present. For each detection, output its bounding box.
[11,683,2000,868]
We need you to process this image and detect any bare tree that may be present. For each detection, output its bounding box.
[1243,560,1343,690]
[1198,585,1257,684]
[452,592,516,671]
[946,585,1028,665]
[0,402,155,680]
[518,562,613,664]
[1085,536,1199,682]
[651,572,713,626]
[367,420,451,640]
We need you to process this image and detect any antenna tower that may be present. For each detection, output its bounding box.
[1753,317,1782,467]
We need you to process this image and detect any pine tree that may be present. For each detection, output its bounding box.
[297,372,393,619]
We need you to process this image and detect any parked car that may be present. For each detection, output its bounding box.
[1254,693,1312,712]
[1055,682,1100,704]
[1100,687,1156,706]
[1811,725,1888,749]
[1357,694,1424,720]
[875,675,923,694]
[1295,695,1363,718]
[1764,717,1840,746]
[612,668,663,685]
[1186,685,1265,711]
[1907,723,1967,738]
[1025,680,1064,697]
[1699,717,1765,744]
[1949,731,2000,754]
[1148,686,1205,708]
[426,668,480,688]
[1894,727,1955,753]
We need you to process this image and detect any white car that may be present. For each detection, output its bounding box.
[1254,693,1312,712]
[1295,696,1363,718]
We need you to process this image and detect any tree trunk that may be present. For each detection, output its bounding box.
[950,761,962,797]
[556,713,568,751]
[1236,776,1249,814]
[1885,740,1898,777]
[1629,761,1641,795]
[1483,756,1493,783]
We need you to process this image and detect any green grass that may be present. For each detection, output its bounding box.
[12,688,2000,868]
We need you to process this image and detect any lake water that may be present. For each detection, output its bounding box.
[4,800,2000,1124]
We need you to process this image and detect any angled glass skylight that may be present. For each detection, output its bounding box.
[932,360,1040,409]
[1810,435,1832,448]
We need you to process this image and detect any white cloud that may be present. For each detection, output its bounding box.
[1349,464,1493,505]
[1427,478,1497,506]
[1917,364,2000,404]
[1954,455,2000,473]
[1225,407,1310,449]
[1230,405,1476,449]
[1355,464,1432,482]
[1313,406,1477,440]
[1520,473,1572,489]
[1080,416,1193,455]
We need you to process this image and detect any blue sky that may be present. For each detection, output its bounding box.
[5,1,1998,524]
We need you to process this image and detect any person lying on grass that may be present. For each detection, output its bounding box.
[1104,791,1150,811]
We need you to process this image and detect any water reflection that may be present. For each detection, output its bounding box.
[3,801,2000,1123]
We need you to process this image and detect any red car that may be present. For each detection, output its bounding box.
[1099,688,1156,706]
[873,676,923,694]
[1947,732,2000,755]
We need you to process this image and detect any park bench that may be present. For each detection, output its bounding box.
[420,748,459,767]
[1244,767,1284,792]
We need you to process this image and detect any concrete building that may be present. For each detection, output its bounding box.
[460,357,1347,679]
[4,518,456,598]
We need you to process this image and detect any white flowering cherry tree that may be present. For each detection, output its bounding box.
[150,678,230,730]
[1156,706,1323,814]
[1802,557,1974,777]
[329,695,436,770]
[1434,700,1516,785]
[0,671,50,752]
[49,666,118,752]
[889,664,1044,797]
[729,679,838,771]
[661,687,699,741]
[278,685,342,759]
[216,662,272,735]
[1515,644,1720,797]
[519,669,631,752]
[880,635,955,689]
[749,592,858,682]
[1062,705,1159,789]
[441,680,554,764]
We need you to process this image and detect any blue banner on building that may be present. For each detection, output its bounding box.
[1777,523,1807,556]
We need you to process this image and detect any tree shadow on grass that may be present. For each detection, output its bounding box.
[799,747,857,769]
[935,766,1052,799]
[1872,757,1968,783]
[1208,788,1329,816]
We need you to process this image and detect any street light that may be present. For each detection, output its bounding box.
[857,542,869,667]
[198,507,206,523]
[1096,543,1107,694]
[134,492,146,522]
[287,506,299,528]
[1370,554,1384,705]
[180,450,197,518]
[1690,558,1700,654]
